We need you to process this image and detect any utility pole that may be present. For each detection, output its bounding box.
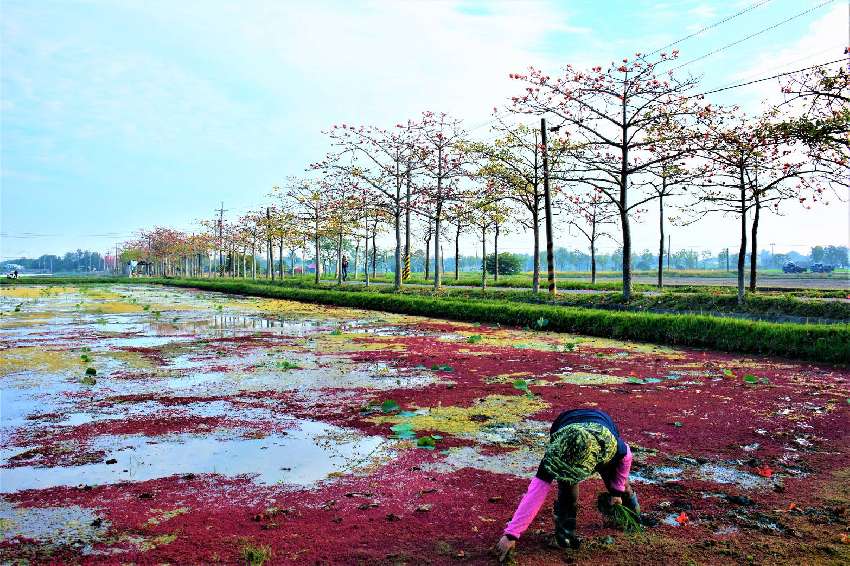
[541,118,556,296]
[667,234,671,270]
[726,247,730,272]
[266,207,274,281]
[404,161,412,282]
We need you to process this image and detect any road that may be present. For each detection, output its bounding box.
[577,274,849,290]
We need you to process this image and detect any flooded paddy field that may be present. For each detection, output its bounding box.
[1,284,848,564]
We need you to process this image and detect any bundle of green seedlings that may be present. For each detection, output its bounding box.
[597,492,643,534]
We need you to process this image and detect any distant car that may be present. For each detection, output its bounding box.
[810,263,835,273]
[782,262,807,273]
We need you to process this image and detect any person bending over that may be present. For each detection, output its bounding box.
[496,408,639,561]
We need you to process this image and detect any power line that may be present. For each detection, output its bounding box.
[691,56,848,97]
[698,45,844,96]
[670,0,835,72]
[647,0,773,57]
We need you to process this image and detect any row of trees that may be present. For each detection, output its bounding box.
[4,250,108,273]
[122,52,847,303]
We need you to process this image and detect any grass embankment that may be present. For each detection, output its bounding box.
[424,288,850,321]
[283,271,850,298]
[176,277,850,321]
[4,276,848,362]
[175,276,849,319]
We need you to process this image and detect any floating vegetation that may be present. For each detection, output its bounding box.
[0,283,847,565]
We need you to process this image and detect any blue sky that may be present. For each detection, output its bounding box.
[1,0,847,259]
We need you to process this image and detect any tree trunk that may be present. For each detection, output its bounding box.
[337,231,344,285]
[620,207,632,299]
[393,207,402,289]
[619,93,632,300]
[300,237,306,280]
[749,190,760,292]
[314,216,320,285]
[481,226,487,290]
[541,119,556,296]
[394,173,402,290]
[279,235,284,279]
[737,166,747,306]
[424,231,431,281]
[455,223,461,280]
[440,244,445,275]
[532,131,541,293]
[354,239,360,282]
[532,207,540,293]
[591,213,598,285]
[404,163,412,281]
[434,147,443,291]
[494,223,500,282]
[591,239,597,285]
[371,223,377,279]
[434,205,442,290]
[364,216,370,287]
[251,240,256,279]
[658,188,665,288]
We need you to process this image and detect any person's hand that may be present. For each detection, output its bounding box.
[609,495,623,506]
[496,535,516,562]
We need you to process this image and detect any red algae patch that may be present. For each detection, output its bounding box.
[1,284,849,564]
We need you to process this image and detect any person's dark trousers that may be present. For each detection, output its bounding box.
[342,267,348,281]
[554,482,580,549]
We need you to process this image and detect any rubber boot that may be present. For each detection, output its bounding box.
[553,510,581,550]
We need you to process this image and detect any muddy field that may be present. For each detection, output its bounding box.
[1,284,848,565]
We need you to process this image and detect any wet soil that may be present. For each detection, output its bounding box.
[1,284,848,564]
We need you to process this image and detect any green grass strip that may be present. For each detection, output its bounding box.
[4,276,848,363]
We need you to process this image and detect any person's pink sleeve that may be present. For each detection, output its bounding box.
[503,477,552,539]
[609,444,633,493]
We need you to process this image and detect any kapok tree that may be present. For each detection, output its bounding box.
[323,170,363,285]
[509,51,703,299]
[775,62,849,173]
[197,216,224,277]
[467,196,507,290]
[644,113,709,288]
[185,232,213,277]
[322,121,419,289]
[696,110,828,302]
[409,111,470,290]
[468,175,513,283]
[279,177,333,284]
[467,114,566,292]
[236,210,262,279]
[445,202,471,280]
[562,189,618,284]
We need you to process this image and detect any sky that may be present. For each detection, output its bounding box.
[1,0,848,260]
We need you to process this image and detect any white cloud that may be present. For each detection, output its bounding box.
[721,3,847,112]
[689,4,717,20]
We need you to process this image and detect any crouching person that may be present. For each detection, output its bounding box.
[496,408,639,561]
